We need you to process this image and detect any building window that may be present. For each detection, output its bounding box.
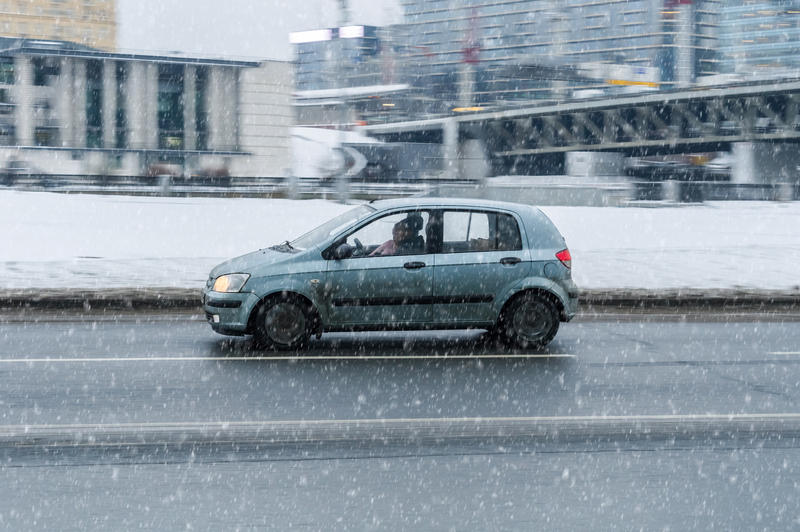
[34,126,55,146]
[32,57,59,86]
[195,66,208,151]
[0,85,15,146]
[33,99,58,146]
[0,122,13,146]
[86,60,103,148]
[115,61,127,148]
[0,58,14,85]
[158,63,184,150]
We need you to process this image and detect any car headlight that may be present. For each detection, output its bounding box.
[212,273,250,293]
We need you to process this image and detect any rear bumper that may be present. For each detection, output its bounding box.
[561,280,580,321]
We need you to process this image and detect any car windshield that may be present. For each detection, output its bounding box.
[290,204,375,250]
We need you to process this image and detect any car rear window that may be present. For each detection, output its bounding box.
[440,210,522,253]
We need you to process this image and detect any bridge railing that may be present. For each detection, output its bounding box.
[0,173,473,199]
[2,172,797,203]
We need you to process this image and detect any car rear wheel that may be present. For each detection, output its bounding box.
[252,296,313,350]
[498,293,559,349]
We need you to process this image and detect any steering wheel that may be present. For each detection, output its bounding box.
[353,238,364,255]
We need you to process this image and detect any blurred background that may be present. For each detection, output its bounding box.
[1,0,800,202]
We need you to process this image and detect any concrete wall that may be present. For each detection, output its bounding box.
[566,151,625,177]
[207,65,238,152]
[458,138,490,181]
[231,60,293,178]
[5,53,291,178]
[0,147,85,175]
[732,142,800,184]
[431,180,632,207]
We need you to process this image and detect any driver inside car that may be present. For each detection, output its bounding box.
[369,214,424,256]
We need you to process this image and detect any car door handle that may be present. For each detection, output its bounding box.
[404,261,426,270]
[500,257,522,265]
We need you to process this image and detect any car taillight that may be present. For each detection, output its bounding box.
[556,248,572,269]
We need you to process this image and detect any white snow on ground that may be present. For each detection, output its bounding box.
[2,190,799,290]
[540,203,800,290]
[1,191,348,290]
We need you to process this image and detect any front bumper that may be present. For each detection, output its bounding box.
[202,289,259,335]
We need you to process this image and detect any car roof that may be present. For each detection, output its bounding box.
[367,197,538,213]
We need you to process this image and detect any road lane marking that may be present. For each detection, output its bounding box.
[0,354,576,363]
[769,351,800,355]
[0,412,800,437]
[5,412,800,431]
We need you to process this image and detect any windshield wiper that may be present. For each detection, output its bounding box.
[269,240,298,253]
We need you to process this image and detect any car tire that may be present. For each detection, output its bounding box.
[497,292,560,350]
[252,295,314,350]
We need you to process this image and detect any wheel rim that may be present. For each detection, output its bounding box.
[511,299,555,343]
[263,302,306,345]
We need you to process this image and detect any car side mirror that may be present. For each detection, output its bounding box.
[333,243,354,260]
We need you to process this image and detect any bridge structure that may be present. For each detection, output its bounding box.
[362,78,800,182]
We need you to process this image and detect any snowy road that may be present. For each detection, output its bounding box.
[3,314,800,529]
[3,438,799,530]
[3,315,800,424]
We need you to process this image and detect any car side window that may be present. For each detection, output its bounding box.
[343,210,429,258]
[441,210,522,253]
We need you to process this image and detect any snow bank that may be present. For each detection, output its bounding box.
[1,191,350,289]
[2,190,799,291]
[542,203,800,290]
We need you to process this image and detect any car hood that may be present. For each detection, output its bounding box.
[209,248,298,279]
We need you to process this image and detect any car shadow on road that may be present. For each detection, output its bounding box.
[212,329,572,360]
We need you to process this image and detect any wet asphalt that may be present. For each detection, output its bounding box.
[2,313,800,529]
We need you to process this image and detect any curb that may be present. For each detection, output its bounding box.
[3,414,800,448]
[0,288,202,311]
[578,289,800,312]
[1,288,799,313]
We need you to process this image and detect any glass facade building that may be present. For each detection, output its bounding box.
[399,0,719,105]
[717,0,800,76]
[292,1,800,124]
[293,1,728,122]
[293,26,382,91]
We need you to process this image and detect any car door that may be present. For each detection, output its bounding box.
[431,209,529,324]
[324,210,434,326]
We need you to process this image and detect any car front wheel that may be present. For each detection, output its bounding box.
[252,296,313,350]
[498,293,560,350]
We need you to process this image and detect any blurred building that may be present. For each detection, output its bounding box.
[399,0,718,105]
[0,38,292,178]
[292,25,382,91]
[290,25,421,125]
[0,0,116,51]
[716,1,800,77]
[291,1,724,124]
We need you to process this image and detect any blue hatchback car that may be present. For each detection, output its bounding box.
[203,198,578,350]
